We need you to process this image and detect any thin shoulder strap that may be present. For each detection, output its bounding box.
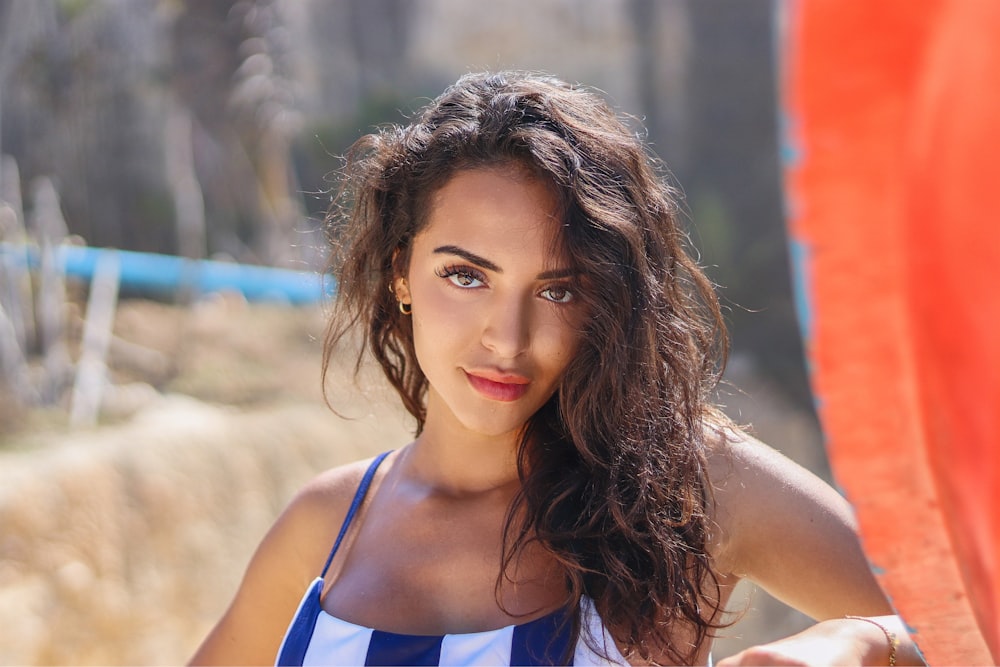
[319,450,392,578]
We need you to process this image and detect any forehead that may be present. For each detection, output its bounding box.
[420,167,566,255]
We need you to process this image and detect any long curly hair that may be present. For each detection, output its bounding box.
[322,71,730,664]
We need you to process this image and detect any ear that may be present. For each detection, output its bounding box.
[393,276,412,305]
[390,248,412,305]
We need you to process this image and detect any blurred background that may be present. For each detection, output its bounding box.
[0,0,827,663]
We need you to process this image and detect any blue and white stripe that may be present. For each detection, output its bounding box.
[273,452,628,666]
[276,578,626,666]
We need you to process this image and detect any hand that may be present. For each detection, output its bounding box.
[717,617,895,666]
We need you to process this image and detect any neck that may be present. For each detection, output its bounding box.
[401,396,526,497]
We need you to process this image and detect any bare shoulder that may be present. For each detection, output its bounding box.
[189,453,391,665]
[701,425,889,619]
[704,424,844,506]
[291,454,388,519]
[704,425,856,570]
[276,454,394,580]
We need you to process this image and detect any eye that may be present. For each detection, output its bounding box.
[540,285,574,304]
[436,265,486,289]
[450,272,482,288]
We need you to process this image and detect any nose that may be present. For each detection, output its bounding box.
[480,292,531,359]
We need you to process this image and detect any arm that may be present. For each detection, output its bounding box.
[716,615,919,666]
[188,516,307,665]
[189,464,367,665]
[708,431,923,666]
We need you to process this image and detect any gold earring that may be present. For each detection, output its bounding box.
[398,301,412,315]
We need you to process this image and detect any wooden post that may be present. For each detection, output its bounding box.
[0,156,33,405]
[165,101,207,260]
[69,251,120,428]
[0,300,28,407]
[0,155,34,356]
[30,177,71,405]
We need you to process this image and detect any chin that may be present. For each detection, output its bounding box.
[453,408,533,442]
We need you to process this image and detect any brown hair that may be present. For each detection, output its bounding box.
[323,71,729,664]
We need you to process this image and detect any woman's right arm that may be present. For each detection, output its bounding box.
[189,466,362,666]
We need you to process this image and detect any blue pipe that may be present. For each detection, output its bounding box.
[0,243,336,305]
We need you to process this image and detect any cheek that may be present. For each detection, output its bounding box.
[408,279,473,359]
[413,280,466,328]
[535,318,583,369]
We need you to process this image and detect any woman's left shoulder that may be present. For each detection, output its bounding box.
[704,422,824,476]
[701,424,890,619]
[703,422,845,510]
[702,424,858,573]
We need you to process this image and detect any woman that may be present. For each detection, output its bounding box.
[191,71,920,666]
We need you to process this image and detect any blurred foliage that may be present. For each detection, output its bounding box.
[680,0,812,405]
[293,90,417,219]
[56,0,93,21]
[0,0,814,406]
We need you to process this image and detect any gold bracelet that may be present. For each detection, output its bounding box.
[845,615,899,666]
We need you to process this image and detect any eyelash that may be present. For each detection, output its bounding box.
[436,264,487,288]
[435,264,575,304]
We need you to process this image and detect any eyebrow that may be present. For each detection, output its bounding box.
[433,245,500,272]
[432,244,576,280]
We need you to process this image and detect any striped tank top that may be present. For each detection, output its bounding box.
[275,452,628,666]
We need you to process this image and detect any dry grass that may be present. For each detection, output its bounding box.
[0,296,825,664]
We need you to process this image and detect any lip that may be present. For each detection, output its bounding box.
[464,369,531,402]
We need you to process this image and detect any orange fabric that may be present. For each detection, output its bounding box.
[782,1,999,663]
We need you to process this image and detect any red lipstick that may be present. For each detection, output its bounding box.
[464,370,530,402]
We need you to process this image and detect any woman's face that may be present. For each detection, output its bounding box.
[397,166,585,440]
